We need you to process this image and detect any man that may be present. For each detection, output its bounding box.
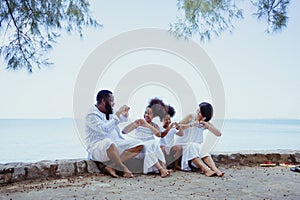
[85,90,143,178]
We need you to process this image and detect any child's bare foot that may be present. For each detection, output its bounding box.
[159,168,171,178]
[104,166,119,178]
[173,164,182,171]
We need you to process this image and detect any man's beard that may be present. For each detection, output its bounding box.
[105,100,113,120]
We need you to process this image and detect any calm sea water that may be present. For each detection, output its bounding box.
[0,119,299,164]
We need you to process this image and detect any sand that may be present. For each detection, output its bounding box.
[0,166,299,200]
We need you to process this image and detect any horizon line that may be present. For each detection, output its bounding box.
[0,117,300,120]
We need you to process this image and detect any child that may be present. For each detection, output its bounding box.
[159,105,183,168]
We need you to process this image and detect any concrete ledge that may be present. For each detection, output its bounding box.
[1,151,299,185]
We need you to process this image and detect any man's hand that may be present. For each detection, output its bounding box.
[116,105,130,118]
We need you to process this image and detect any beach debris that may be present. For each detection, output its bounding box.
[259,161,276,167]
[279,162,296,168]
[290,166,300,173]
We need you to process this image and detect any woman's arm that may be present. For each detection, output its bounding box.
[177,114,194,131]
[200,121,222,137]
[122,119,140,134]
[146,121,161,137]
[178,114,193,124]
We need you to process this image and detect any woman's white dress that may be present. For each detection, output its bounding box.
[134,126,166,174]
[174,123,209,171]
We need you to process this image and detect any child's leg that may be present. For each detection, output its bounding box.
[160,146,167,158]
[170,145,182,170]
[154,162,171,178]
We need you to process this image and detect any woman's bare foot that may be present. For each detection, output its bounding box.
[216,171,225,177]
[159,168,171,178]
[203,169,217,177]
[123,170,134,178]
[122,166,134,178]
[104,166,119,178]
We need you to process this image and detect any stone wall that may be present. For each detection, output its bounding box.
[212,152,300,167]
[1,152,299,185]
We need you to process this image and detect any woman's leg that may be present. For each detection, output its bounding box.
[191,157,216,177]
[202,156,224,177]
[120,145,144,162]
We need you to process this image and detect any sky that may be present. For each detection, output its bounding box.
[0,0,299,120]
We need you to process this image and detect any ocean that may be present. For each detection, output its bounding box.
[0,119,299,164]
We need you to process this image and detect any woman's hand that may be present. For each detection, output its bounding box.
[199,120,222,137]
[134,119,148,127]
[199,120,210,129]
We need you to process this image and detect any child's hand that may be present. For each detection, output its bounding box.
[172,122,180,129]
[169,122,176,128]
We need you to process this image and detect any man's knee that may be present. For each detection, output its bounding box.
[107,143,117,152]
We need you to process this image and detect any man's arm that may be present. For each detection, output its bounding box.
[86,113,120,134]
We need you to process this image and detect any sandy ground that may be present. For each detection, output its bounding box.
[0,166,299,200]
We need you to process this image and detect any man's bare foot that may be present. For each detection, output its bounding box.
[104,166,119,178]
[159,168,171,178]
[204,169,217,177]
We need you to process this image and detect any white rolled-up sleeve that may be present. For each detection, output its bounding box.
[86,113,119,136]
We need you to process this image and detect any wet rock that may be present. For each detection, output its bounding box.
[12,167,26,182]
[0,167,13,184]
[49,164,58,178]
[0,172,13,184]
[212,152,300,167]
[56,160,76,178]
[75,160,87,175]
[294,153,300,163]
[1,151,300,185]
[26,162,49,180]
[86,160,100,173]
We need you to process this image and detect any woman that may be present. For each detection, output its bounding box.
[174,102,224,177]
[122,101,171,178]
